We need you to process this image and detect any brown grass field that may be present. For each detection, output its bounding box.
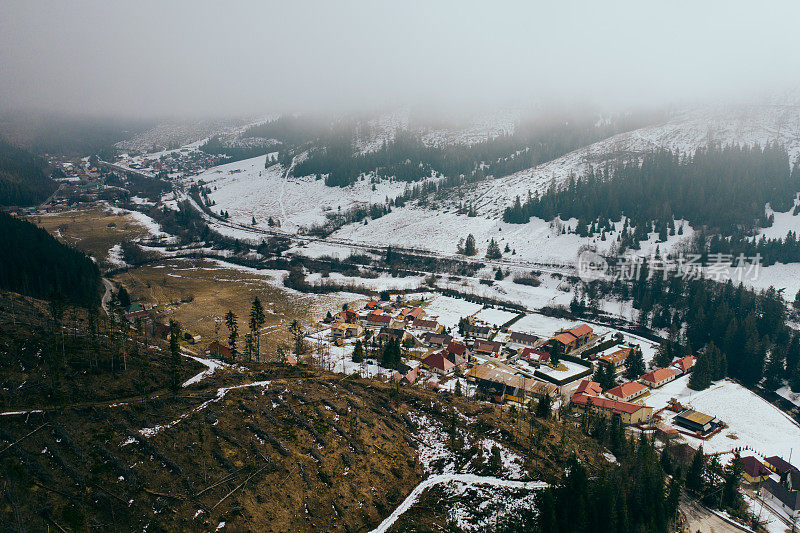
[113,258,366,359]
[29,207,153,268]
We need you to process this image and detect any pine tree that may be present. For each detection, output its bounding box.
[352,339,364,363]
[169,319,181,393]
[486,238,502,259]
[722,453,743,510]
[249,297,265,361]
[689,350,712,390]
[464,234,477,256]
[224,310,238,360]
[624,347,646,380]
[536,394,551,419]
[594,363,616,391]
[686,446,705,494]
[289,320,306,357]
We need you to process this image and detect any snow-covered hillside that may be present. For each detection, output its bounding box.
[331,206,694,265]
[463,103,800,217]
[190,155,439,231]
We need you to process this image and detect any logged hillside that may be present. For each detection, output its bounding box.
[0,138,56,206]
[0,212,101,307]
[0,369,608,532]
[0,291,609,532]
[0,291,204,410]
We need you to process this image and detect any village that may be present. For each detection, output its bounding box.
[285,292,800,528]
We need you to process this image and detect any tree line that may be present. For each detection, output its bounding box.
[0,138,57,206]
[243,111,658,189]
[583,257,800,392]
[0,212,101,308]
[503,144,797,236]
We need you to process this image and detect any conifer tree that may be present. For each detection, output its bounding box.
[224,310,238,360]
[352,339,364,363]
[624,347,646,380]
[169,319,181,392]
[464,234,477,256]
[689,350,712,390]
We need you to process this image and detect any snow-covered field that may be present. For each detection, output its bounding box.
[331,206,694,267]
[473,308,519,327]
[190,155,440,232]
[536,359,591,381]
[304,272,425,292]
[647,376,800,461]
[423,295,484,330]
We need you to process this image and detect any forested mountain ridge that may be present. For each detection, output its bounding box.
[456,102,800,218]
[0,137,57,206]
[503,143,796,233]
[0,212,101,307]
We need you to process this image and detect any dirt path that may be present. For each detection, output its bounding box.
[101,278,114,316]
[370,474,548,533]
[678,494,752,533]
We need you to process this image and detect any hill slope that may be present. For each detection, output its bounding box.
[0,138,56,206]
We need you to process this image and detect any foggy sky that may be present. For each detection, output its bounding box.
[1,0,799,119]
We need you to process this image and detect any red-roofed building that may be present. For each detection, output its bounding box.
[446,341,469,366]
[640,367,678,388]
[412,318,438,332]
[551,332,578,352]
[421,351,456,375]
[366,313,392,328]
[741,456,771,484]
[206,341,232,360]
[334,309,359,323]
[606,381,648,402]
[672,355,697,374]
[565,324,593,340]
[125,309,149,324]
[574,380,603,396]
[404,307,425,321]
[599,346,634,368]
[447,341,467,357]
[520,348,550,366]
[392,366,421,385]
[570,392,653,425]
[365,301,380,310]
[473,339,502,356]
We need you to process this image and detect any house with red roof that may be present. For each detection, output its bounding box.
[421,351,456,375]
[392,366,421,385]
[599,346,635,369]
[473,339,502,356]
[672,355,697,374]
[405,307,425,321]
[741,456,771,484]
[640,367,678,388]
[365,313,392,328]
[412,318,439,332]
[520,347,550,366]
[446,341,469,366]
[206,340,232,360]
[575,379,603,396]
[606,381,648,402]
[570,392,653,425]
